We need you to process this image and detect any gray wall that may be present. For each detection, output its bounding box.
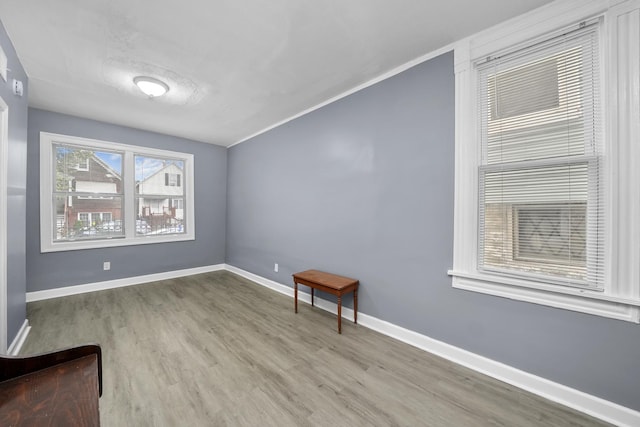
[26,109,227,292]
[227,51,640,411]
[0,20,28,349]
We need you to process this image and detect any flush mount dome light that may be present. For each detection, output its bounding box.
[133,76,169,97]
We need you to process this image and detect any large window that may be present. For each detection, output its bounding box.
[450,0,640,322]
[40,132,195,252]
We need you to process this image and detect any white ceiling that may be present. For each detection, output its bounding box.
[0,0,552,146]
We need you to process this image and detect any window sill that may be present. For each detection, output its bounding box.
[41,233,195,253]
[448,270,640,323]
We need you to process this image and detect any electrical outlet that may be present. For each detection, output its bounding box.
[12,79,23,97]
[103,261,111,271]
[274,263,279,273]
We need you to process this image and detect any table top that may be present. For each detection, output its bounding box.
[0,354,100,426]
[293,269,358,290]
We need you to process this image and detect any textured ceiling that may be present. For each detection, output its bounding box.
[0,0,552,146]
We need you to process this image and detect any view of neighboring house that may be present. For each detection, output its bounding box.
[56,153,186,239]
[56,150,123,239]
[135,162,184,232]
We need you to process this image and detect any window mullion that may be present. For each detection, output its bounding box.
[124,151,135,239]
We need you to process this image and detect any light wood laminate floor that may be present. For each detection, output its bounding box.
[22,271,611,426]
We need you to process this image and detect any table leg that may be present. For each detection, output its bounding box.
[354,286,358,325]
[294,282,298,313]
[337,295,342,334]
[311,288,314,307]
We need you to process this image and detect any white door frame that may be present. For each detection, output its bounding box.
[0,95,8,354]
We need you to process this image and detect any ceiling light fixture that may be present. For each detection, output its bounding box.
[133,76,169,97]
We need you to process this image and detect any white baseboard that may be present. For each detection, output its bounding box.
[26,264,225,302]
[224,264,301,298]
[7,319,30,355]
[225,265,640,427]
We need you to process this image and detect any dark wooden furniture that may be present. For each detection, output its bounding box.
[293,269,359,334]
[0,344,102,426]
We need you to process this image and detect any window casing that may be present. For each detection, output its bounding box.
[41,132,195,252]
[450,0,640,322]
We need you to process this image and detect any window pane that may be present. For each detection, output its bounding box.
[54,195,124,241]
[480,163,592,282]
[53,145,124,242]
[480,41,598,164]
[135,155,185,236]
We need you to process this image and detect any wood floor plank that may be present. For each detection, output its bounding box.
[21,271,613,426]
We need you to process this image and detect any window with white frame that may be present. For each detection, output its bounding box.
[477,23,603,289]
[172,198,184,210]
[135,156,185,236]
[41,132,195,252]
[165,172,181,187]
[76,157,89,171]
[450,0,640,323]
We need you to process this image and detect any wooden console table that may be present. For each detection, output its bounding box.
[0,344,103,426]
[293,269,359,334]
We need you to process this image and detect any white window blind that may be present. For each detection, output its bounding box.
[476,23,604,289]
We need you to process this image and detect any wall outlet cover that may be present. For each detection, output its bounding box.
[12,79,23,97]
